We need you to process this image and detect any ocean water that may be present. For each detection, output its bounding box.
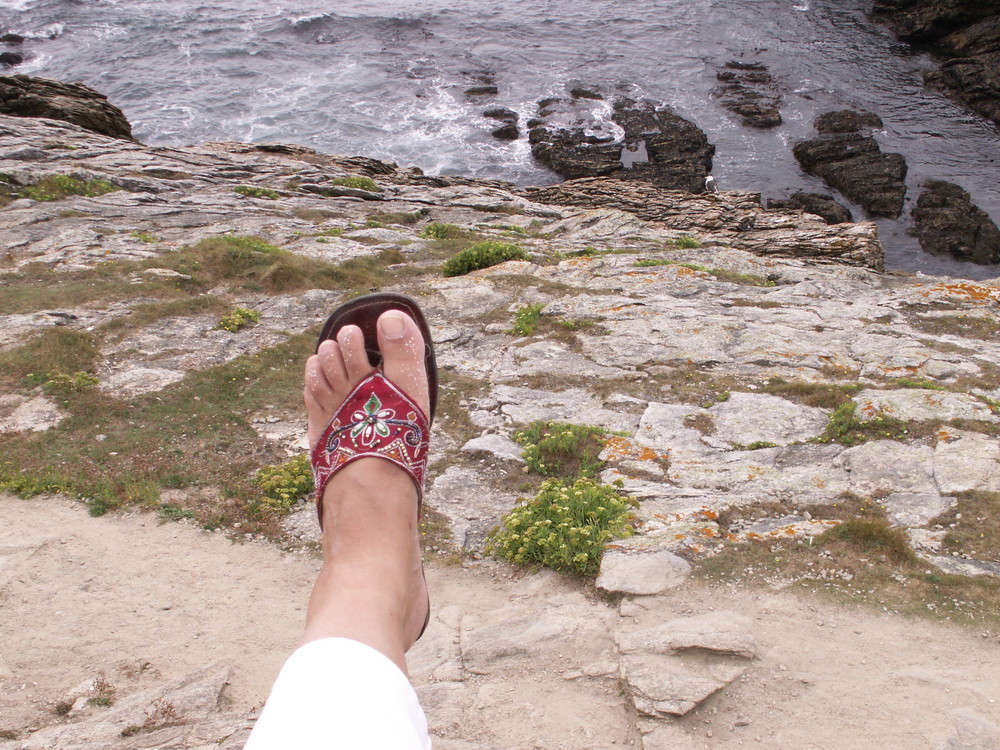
[2,0,999,279]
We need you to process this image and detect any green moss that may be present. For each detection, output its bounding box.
[20,174,119,202]
[233,185,280,200]
[330,176,380,192]
[665,236,701,248]
[442,241,527,277]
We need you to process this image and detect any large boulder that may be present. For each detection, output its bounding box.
[0,74,133,140]
[793,111,907,218]
[911,179,1000,265]
[871,1,1000,126]
[527,93,714,192]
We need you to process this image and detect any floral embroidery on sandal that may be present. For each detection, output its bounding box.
[311,370,430,509]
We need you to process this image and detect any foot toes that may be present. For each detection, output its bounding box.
[336,324,373,383]
[377,310,430,419]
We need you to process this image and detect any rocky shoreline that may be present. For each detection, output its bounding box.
[1,79,1000,749]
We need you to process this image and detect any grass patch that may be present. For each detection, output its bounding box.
[891,377,947,391]
[819,518,917,564]
[0,333,315,528]
[98,296,231,336]
[514,420,607,478]
[419,222,465,240]
[0,328,101,388]
[510,303,545,336]
[369,210,423,226]
[485,477,636,576]
[933,491,1000,561]
[909,313,1000,340]
[132,231,158,243]
[665,236,701,248]
[330,176,380,192]
[442,241,527,277]
[20,174,120,202]
[234,185,280,200]
[730,298,782,309]
[760,378,860,410]
[817,401,910,446]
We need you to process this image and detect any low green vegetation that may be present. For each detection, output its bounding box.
[132,231,158,243]
[442,241,527,277]
[234,185,280,200]
[485,477,636,575]
[20,174,119,202]
[510,303,545,336]
[817,401,909,446]
[419,222,465,240]
[330,176,380,192]
[514,420,607,479]
[368,210,423,226]
[665,236,701,248]
[218,307,261,332]
[253,454,313,514]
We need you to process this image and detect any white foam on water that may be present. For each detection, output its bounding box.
[0,0,37,11]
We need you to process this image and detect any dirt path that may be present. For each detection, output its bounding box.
[2,493,999,749]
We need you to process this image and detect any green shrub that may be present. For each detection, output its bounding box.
[218,307,261,332]
[254,455,314,513]
[20,174,119,202]
[233,185,280,200]
[514,420,607,478]
[35,371,99,394]
[442,241,527,277]
[419,222,465,240]
[330,176,380,192]
[486,477,635,575]
[510,303,545,336]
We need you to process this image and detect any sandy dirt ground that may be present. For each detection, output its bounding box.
[2,492,999,749]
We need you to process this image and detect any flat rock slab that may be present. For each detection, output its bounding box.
[596,549,692,595]
[617,612,757,659]
[708,392,828,446]
[854,388,998,423]
[0,394,63,433]
[620,653,745,717]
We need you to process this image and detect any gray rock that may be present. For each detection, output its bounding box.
[940,708,1000,749]
[853,388,998,423]
[620,653,745,717]
[641,724,697,750]
[596,549,691,595]
[617,613,757,659]
[882,492,956,528]
[708,392,828,447]
[461,434,524,463]
[426,467,518,550]
[0,395,63,433]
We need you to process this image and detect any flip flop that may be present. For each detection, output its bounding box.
[310,292,436,640]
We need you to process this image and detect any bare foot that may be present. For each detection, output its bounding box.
[300,309,431,669]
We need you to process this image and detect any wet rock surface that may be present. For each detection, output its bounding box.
[912,179,1000,265]
[527,93,715,191]
[712,61,783,129]
[793,111,907,219]
[872,0,1000,126]
[767,191,853,225]
[0,75,133,140]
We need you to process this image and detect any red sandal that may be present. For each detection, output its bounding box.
[310,292,437,640]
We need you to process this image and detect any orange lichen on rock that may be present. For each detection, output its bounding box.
[602,435,670,463]
[920,282,1000,303]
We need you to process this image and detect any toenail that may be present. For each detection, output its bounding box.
[381,311,406,341]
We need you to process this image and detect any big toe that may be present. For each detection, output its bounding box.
[377,310,431,420]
